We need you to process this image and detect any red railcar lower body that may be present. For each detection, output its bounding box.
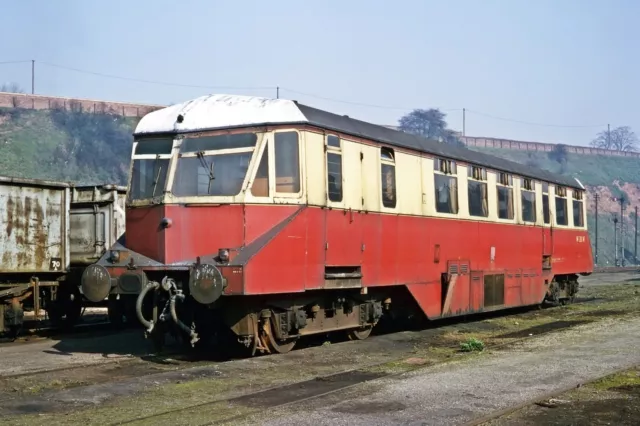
[83,204,593,354]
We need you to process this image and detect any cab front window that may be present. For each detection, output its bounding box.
[129,138,173,201]
[172,133,258,197]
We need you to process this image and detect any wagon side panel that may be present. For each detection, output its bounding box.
[0,181,69,273]
[69,185,127,265]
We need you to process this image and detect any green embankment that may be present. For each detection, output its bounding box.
[1,107,637,266]
[0,107,139,185]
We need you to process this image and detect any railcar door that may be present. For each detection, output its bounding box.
[323,135,363,289]
[542,184,553,257]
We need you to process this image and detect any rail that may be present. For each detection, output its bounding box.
[592,266,640,273]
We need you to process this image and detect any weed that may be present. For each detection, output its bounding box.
[459,337,485,352]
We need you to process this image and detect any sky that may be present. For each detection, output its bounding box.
[1,0,638,146]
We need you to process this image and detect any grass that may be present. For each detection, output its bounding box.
[590,368,640,391]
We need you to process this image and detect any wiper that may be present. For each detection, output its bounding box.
[151,154,162,197]
[196,151,215,193]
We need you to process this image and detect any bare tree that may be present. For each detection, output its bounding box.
[590,126,638,151]
[0,82,25,94]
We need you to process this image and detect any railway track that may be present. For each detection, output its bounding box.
[0,267,631,349]
[112,299,607,426]
[592,266,640,273]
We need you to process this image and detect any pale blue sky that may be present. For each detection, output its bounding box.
[1,0,638,146]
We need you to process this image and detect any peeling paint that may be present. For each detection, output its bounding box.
[0,180,69,273]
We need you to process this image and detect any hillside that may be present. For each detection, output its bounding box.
[1,105,637,267]
[0,106,140,185]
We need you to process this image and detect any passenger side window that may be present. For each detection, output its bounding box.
[542,183,550,224]
[326,135,343,202]
[521,178,536,222]
[467,166,488,217]
[572,190,584,227]
[497,173,514,219]
[555,186,568,225]
[380,147,396,208]
[434,158,458,214]
[274,132,300,193]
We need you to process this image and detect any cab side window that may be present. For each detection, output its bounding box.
[274,132,300,193]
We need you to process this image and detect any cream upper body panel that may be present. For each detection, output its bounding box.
[127,126,587,231]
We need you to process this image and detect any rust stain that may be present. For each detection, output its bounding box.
[14,196,27,267]
[1,251,11,269]
[34,197,47,269]
[5,195,14,237]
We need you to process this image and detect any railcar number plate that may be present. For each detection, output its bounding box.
[576,236,586,243]
[49,258,62,271]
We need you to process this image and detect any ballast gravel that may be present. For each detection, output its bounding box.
[254,316,640,426]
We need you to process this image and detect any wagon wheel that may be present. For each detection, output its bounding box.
[48,285,83,330]
[107,295,126,329]
[262,317,297,354]
[346,325,373,341]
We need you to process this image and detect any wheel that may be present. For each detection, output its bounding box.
[107,295,126,329]
[262,317,297,354]
[2,303,24,339]
[346,325,373,341]
[47,285,83,330]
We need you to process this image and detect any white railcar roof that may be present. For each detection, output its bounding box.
[134,94,306,135]
[134,94,581,189]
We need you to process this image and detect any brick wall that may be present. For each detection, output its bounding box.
[460,136,640,159]
[0,92,163,118]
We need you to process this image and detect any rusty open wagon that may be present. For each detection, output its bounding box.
[0,176,125,335]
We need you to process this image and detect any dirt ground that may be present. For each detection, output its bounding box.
[0,277,638,425]
[483,366,640,426]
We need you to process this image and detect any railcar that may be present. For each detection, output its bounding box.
[81,94,593,354]
[0,177,126,335]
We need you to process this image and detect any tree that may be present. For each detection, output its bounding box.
[398,108,464,147]
[548,144,568,173]
[0,82,25,94]
[589,126,638,152]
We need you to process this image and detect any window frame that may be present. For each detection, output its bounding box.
[555,185,569,226]
[433,157,459,215]
[496,172,515,221]
[326,134,344,204]
[542,182,551,225]
[520,177,536,223]
[380,146,397,209]
[128,138,176,205]
[272,129,303,199]
[467,165,488,218]
[248,135,271,198]
[572,189,585,228]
